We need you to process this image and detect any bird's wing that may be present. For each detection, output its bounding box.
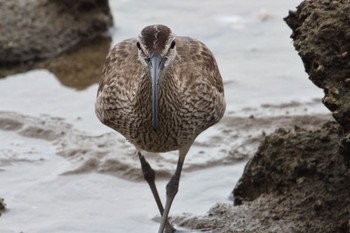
[175,36,224,95]
[97,38,141,96]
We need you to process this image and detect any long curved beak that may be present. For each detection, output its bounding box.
[150,53,165,130]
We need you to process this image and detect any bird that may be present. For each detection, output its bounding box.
[95,24,226,233]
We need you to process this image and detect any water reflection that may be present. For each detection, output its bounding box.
[43,36,112,90]
[0,36,112,90]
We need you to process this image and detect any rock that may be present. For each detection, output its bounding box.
[175,122,350,233]
[284,0,350,163]
[232,122,350,233]
[233,122,340,204]
[0,0,113,64]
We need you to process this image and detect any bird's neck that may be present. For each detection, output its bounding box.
[159,70,179,94]
[137,69,180,106]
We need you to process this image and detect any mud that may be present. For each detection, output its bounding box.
[1,109,339,232]
[175,121,350,233]
[0,0,112,64]
[284,0,350,163]
[0,110,331,181]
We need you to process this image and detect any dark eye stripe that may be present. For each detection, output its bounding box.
[137,42,149,57]
[170,41,176,49]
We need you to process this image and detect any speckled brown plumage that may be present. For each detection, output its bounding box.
[95,24,225,233]
[96,27,225,152]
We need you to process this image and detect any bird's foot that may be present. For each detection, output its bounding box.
[164,222,176,233]
[164,228,176,233]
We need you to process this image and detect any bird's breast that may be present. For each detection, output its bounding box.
[96,72,225,153]
[122,88,194,152]
[124,89,222,152]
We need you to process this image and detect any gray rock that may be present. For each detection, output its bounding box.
[0,0,113,64]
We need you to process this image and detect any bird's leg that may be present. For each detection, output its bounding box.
[138,152,176,233]
[157,143,192,233]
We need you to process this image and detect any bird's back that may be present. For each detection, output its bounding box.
[96,36,226,152]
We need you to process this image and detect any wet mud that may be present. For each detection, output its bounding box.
[0,110,331,182]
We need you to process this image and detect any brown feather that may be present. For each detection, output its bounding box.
[95,25,226,152]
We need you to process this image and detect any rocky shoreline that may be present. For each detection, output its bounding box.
[175,121,350,232]
[173,0,350,232]
[1,0,350,232]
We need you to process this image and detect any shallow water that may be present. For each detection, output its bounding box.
[0,0,330,232]
[0,0,324,132]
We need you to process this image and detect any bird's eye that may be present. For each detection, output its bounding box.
[145,58,151,63]
[136,42,141,50]
[170,41,176,49]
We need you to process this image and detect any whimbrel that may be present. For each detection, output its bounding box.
[95,24,226,233]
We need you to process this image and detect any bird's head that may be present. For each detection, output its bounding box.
[137,24,176,69]
[136,25,177,130]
